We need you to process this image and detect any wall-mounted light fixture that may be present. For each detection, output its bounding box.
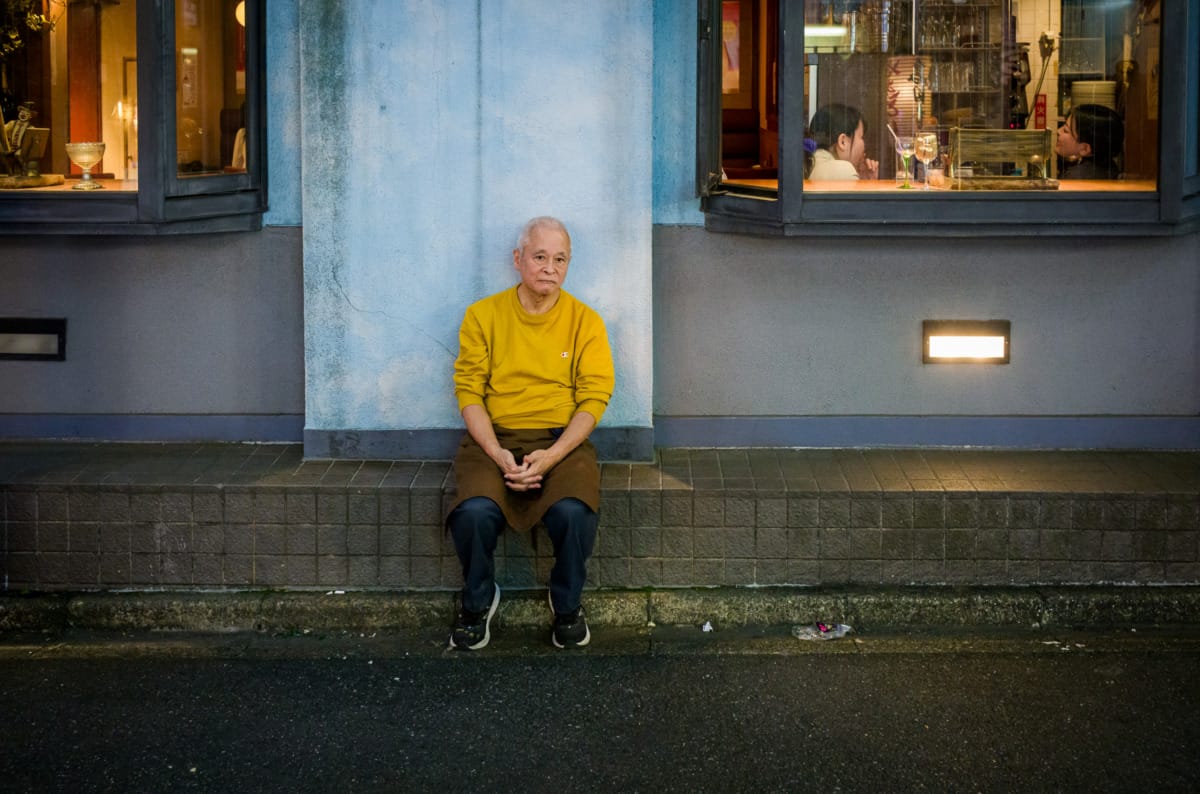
[0,318,67,361]
[803,24,848,52]
[922,319,1010,364]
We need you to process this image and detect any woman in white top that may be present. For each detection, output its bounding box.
[805,104,879,181]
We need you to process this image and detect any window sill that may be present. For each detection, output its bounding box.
[0,177,140,193]
[720,178,1158,194]
[703,180,1195,238]
[0,185,265,235]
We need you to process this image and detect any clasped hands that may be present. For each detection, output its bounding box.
[494,447,559,492]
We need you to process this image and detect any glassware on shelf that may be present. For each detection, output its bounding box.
[914,133,939,190]
[65,142,106,190]
[895,135,915,189]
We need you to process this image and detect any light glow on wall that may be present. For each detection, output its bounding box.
[928,335,1006,359]
[923,320,1010,364]
[0,318,66,361]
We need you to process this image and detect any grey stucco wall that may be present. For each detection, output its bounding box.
[653,226,1200,442]
[0,228,303,434]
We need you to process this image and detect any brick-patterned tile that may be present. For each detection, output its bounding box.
[661,527,693,558]
[881,496,914,529]
[848,528,882,559]
[316,526,348,556]
[820,528,849,560]
[348,493,379,525]
[285,492,317,524]
[283,556,316,587]
[787,527,819,559]
[223,555,253,586]
[661,558,694,586]
[630,526,661,557]
[378,492,411,524]
[317,555,348,587]
[629,493,662,526]
[378,556,411,587]
[849,497,881,528]
[787,497,819,528]
[251,524,284,555]
[755,527,787,559]
[724,559,755,585]
[316,493,348,525]
[630,558,663,587]
[1,490,36,524]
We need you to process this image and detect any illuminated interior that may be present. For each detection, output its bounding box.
[719,0,1159,194]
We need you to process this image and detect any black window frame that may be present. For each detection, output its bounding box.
[698,0,1200,237]
[0,0,267,235]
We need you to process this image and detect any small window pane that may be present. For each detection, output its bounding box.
[175,0,247,178]
[1,0,137,190]
[719,0,781,193]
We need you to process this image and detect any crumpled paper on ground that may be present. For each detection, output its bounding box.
[791,622,853,640]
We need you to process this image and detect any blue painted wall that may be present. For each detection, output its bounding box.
[265,0,302,226]
[298,0,654,438]
[652,1,704,226]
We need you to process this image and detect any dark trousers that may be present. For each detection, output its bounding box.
[447,496,597,614]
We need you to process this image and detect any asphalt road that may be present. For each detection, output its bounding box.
[2,628,1199,793]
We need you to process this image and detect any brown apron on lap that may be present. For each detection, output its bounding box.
[446,426,600,532]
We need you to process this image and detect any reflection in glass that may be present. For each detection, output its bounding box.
[175,0,249,178]
[796,0,1157,192]
[0,0,137,188]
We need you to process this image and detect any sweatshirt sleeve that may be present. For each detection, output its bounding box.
[453,304,490,413]
[573,310,615,424]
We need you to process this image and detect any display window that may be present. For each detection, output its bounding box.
[700,0,1197,233]
[0,0,264,234]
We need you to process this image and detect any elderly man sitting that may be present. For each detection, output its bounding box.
[446,216,615,651]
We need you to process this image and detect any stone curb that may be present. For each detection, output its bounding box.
[3,586,1200,634]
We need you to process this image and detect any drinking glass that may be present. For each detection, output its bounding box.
[65,142,106,190]
[914,133,939,189]
[895,136,915,189]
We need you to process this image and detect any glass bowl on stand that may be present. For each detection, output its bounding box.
[64,142,106,190]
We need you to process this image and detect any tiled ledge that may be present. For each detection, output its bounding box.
[2,444,1199,592]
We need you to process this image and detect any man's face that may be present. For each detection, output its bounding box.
[513,225,571,299]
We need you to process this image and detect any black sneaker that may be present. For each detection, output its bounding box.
[449,583,500,650]
[548,591,590,649]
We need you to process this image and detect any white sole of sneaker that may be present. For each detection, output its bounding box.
[450,583,500,651]
[552,624,591,649]
[548,590,590,649]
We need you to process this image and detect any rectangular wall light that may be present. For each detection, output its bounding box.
[922,319,1010,364]
[0,318,67,361]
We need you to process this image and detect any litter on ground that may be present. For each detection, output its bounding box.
[792,622,852,640]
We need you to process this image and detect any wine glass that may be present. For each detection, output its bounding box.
[65,142,106,190]
[914,133,939,190]
[895,136,915,189]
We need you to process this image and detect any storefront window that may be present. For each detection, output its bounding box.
[1,0,138,189]
[714,0,1160,197]
[0,0,264,234]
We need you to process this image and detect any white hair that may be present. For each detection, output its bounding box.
[516,216,571,254]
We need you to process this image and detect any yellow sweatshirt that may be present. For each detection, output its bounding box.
[454,286,615,428]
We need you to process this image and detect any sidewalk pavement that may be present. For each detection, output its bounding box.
[4,585,1200,636]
